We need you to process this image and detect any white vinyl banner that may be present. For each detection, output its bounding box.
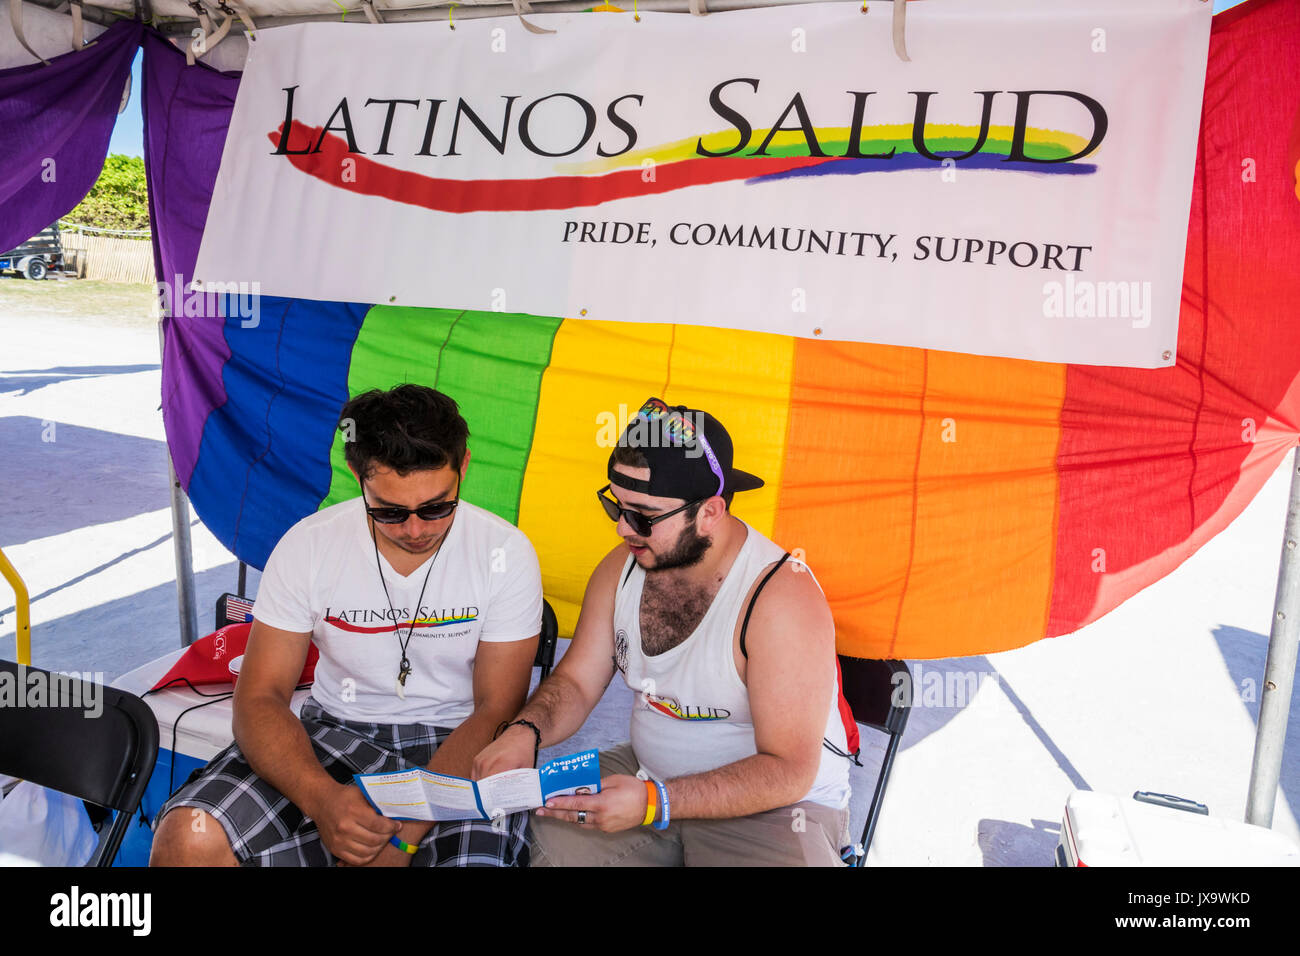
[194,0,1211,368]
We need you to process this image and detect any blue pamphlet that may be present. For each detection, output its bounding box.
[354,749,601,822]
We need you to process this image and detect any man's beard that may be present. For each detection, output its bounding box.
[645,519,711,572]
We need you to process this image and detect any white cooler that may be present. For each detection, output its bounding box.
[113,647,313,760]
[1057,790,1300,867]
[107,649,313,865]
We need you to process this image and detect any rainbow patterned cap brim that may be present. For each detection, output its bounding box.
[607,397,764,501]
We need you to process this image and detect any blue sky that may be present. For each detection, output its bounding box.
[105,0,1252,160]
[109,48,143,158]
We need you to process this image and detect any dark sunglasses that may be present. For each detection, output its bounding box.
[363,485,459,524]
[596,484,698,537]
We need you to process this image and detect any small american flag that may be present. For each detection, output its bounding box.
[224,595,254,625]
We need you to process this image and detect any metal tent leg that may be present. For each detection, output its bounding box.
[160,319,199,648]
[168,452,200,648]
[1246,445,1300,827]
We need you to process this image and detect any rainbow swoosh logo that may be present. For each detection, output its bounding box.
[268,121,1095,215]
[325,614,477,634]
[645,695,731,721]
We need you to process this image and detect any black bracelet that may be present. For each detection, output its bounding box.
[506,719,542,768]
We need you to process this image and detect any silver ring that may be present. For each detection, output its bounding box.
[577,810,587,825]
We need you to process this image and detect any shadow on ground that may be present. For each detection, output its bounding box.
[0,562,249,683]
[0,363,159,397]
[0,417,170,545]
[1213,624,1298,827]
[977,817,1062,866]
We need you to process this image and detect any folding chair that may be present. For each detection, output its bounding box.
[215,592,560,679]
[0,660,159,866]
[536,599,558,680]
[838,655,911,867]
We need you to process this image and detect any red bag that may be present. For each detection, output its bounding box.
[150,623,318,690]
[834,656,862,758]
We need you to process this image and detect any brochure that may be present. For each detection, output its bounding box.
[354,749,601,822]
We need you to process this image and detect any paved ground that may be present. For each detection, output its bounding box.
[2,275,1297,865]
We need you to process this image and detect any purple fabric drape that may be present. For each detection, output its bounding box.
[141,29,241,487]
[0,19,141,251]
[0,19,241,487]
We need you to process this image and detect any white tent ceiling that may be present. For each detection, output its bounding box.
[16,0,819,33]
[5,0,827,70]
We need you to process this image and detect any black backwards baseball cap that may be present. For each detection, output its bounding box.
[607,397,765,501]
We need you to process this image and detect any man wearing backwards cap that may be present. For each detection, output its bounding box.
[474,398,852,866]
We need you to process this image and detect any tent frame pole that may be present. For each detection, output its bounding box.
[135,0,875,36]
[168,454,199,648]
[158,320,199,648]
[1246,445,1300,827]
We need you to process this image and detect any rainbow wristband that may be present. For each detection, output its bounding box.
[642,780,657,826]
[652,780,670,830]
[390,835,418,855]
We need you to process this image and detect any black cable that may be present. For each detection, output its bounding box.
[822,737,863,767]
[161,693,233,799]
[143,677,315,804]
[145,676,236,698]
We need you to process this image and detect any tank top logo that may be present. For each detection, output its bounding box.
[643,692,731,721]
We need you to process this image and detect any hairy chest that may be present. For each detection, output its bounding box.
[638,579,723,657]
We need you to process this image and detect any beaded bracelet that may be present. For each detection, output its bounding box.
[502,718,541,768]
[389,835,418,855]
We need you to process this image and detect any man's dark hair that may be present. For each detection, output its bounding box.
[611,444,734,510]
[340,385,469,480]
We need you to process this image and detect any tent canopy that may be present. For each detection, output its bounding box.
[3,0,1298,664]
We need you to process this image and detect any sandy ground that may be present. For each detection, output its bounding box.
[2,275,1297,865]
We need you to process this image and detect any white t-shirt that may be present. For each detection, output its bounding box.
[252,496,542,725]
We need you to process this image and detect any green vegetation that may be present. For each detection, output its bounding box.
[63,154,150,236]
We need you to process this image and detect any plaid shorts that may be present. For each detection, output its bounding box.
[156,697,529,867]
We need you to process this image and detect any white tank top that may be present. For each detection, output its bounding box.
[614,522,851,810]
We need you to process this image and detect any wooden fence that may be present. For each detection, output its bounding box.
[60,231,155,284]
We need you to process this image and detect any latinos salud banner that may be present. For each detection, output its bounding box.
[195,1,1210,368]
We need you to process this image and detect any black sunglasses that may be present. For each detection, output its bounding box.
[363,484,460,525]
[596,484,699,537]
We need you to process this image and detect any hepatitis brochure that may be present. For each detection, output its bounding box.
[354,750,601,821]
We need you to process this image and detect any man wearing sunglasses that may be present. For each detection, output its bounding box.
[474,398,852,866]
[151,385,542,867]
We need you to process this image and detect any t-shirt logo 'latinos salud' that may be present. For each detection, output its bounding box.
[323,606,479,633]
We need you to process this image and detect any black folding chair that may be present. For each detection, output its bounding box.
[0,660,159,866]
[535,599,558,680]
[216,591,560,679]
[838,656,911,867]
